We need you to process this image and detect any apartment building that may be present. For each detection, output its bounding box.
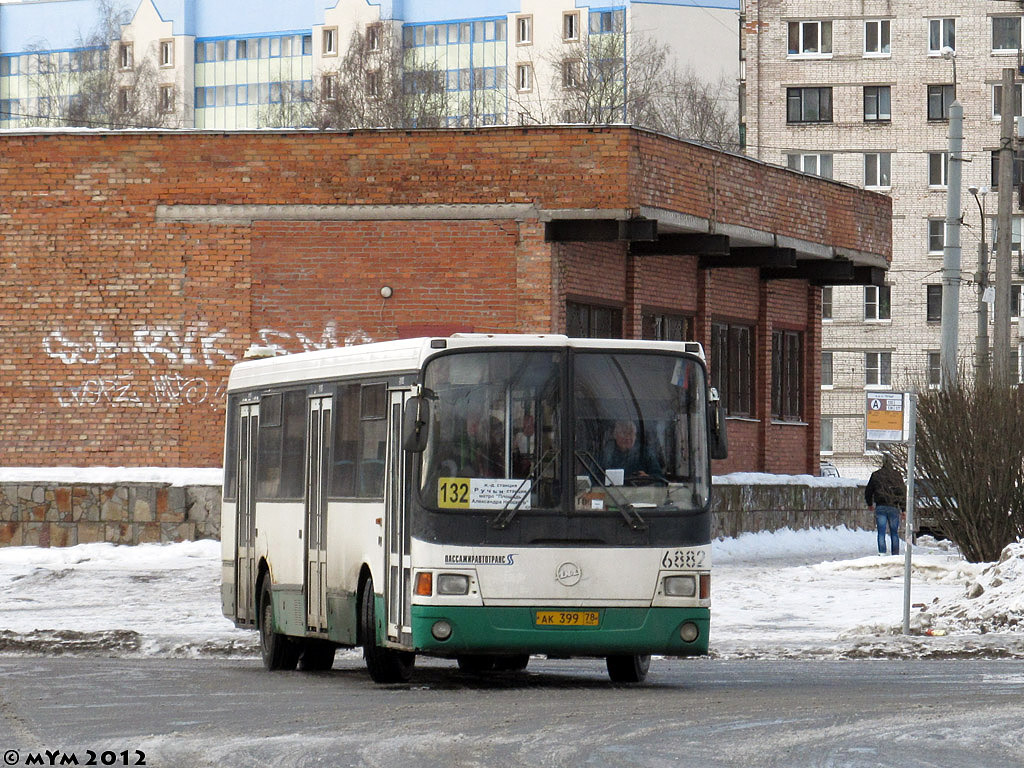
[744,0,1024,477]
[0,0,740,130]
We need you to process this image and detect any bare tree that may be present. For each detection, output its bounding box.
[512,28,736,148]
[281,27,448,130]
[889,376,1024,563]
[25,0,178,129]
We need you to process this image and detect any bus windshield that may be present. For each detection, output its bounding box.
[572,352,709,513]
[418,348,709,516]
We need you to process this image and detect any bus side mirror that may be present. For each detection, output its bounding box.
[708,389,728,461]
[403,396,430,453]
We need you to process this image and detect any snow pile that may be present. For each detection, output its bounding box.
[914,541,1024,635]
[0,539,256,657]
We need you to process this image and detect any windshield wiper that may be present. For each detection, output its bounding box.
[573,450,648,532]
[491,449,557,529]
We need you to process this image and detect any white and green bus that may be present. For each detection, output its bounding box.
[221,334,727,683]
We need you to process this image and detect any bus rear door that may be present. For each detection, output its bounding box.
[305,395,332,633]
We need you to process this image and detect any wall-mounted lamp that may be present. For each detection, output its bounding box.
[379,286,393,299]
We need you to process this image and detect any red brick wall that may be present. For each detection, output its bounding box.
[0,127,889,472]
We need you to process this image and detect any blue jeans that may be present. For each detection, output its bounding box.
[876,505,900,555]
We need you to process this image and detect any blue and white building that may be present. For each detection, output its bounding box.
[0,0,740,129]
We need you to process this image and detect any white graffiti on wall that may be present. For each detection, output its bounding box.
[45,322,374,409]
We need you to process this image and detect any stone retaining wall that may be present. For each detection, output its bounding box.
[711,482,871,539]
[0,481,869,548]
[0,484,221,547]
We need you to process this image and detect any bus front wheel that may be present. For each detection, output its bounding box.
[259,580,300,671]
[606,654,650,683]
[360,577,414,683]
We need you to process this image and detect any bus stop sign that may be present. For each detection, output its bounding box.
[866,392,906,443]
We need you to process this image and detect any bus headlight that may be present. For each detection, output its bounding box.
[436,573,471,595]
[679,622,700,643]
[431,620,453,641]
[663,575,697,597]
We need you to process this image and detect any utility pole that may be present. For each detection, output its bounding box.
[995,67,1016,383]
[941,99,963,388]
[969,186,990,385]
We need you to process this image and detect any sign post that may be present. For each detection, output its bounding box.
[865,392,917,635]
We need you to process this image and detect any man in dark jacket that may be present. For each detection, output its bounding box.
[865,455,906,555]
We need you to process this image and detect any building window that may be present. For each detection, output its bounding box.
[322,27,337,56]
[863,85,891,122]
[367,24,382,52]
[566,301,622,339]
[992,83,1023,119]
[928,219,946,254]
[772,330,803,421]
[786,152,833,179]
[516,63,533,92]
[117,87,130,112]
[321,74,336,101]
[993,17,1021,52]
[821,351,834,387]
[642,312,692,342]
[866,352,892,387]
[516,15,532,45]
[926,284,943,322]
[1010,284,1024,318]
[787,87,832,123]
[788,20,832,56]
[864,152,891,189]
[864,285,891,321]
[991,152,1024,189]
[927,84,955,120]
[119,42,133,69]
[928,18,955,55]
[562,59,581,89]
[590,10,624,35]
[711,322,755,418]
[927,352,941,388]
[928,152,948,188]
[366,70,381,98]
[864,19,891,56]
[821,286,833,320]
[159,40,173,67]
[563,12,580,41]
[159,84,174,112]
[821,417,834,454]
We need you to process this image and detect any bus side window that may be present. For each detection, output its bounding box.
[359,384,387,498]
[331,385,359,497]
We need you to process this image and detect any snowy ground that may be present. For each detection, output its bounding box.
[2,526,1022,661]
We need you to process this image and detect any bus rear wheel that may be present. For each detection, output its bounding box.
[259,580,300,671]
[360,577,414,683]
[606,654,651,683]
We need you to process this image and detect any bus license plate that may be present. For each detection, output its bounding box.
[535,611,599,627]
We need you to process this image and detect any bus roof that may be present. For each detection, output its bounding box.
[226,334,706,392]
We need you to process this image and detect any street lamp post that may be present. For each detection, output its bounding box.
[969,186,991,384]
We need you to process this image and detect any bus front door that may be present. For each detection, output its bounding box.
[235,402,258,625]
[305,395,332,633]
[384,389,413,647]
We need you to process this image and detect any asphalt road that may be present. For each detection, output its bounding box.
[1,654,1022,768]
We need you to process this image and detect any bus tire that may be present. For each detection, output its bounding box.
[492,654,530,672]
[606,654,651,683]
[259,581,300,671]
[456,655,496,674]
[360,577,414,683]
[298,639,336,671]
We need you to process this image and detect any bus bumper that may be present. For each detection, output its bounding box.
[411,605,710,657]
